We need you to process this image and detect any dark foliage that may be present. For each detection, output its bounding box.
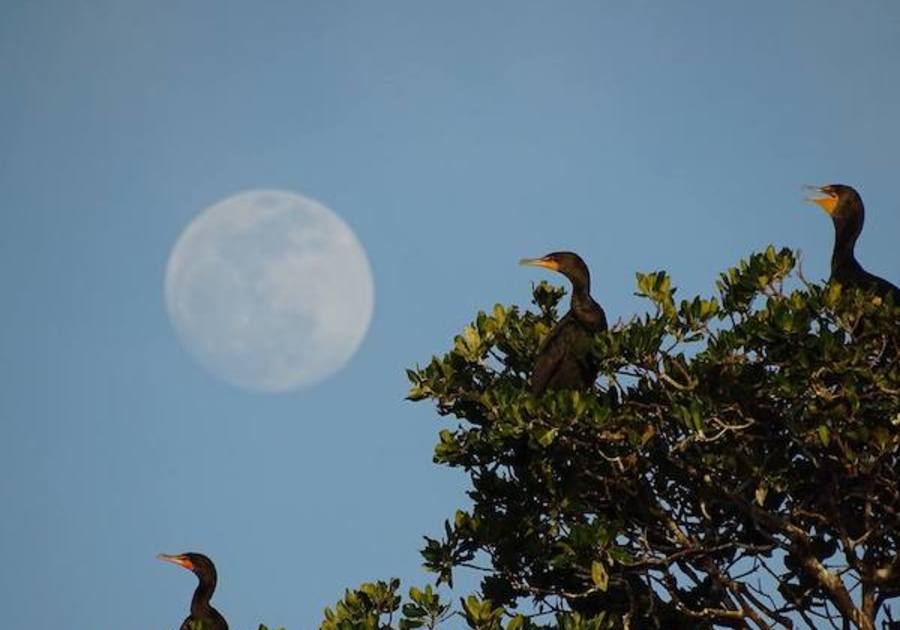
[319,247,900,630]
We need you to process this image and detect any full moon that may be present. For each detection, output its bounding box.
[164,190,374,392]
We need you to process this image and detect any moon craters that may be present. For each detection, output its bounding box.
[164,190,374,392]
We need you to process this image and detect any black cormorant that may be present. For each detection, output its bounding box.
[158,552,229,630]
[520,252,607,394]
[808,184,900,301]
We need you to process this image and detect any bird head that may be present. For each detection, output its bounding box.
[805,184,863,223]
[158,552,217,581]
[520,251,590,289]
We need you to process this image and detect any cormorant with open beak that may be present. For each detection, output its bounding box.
[807,184,899,301]
[520,252,607,394]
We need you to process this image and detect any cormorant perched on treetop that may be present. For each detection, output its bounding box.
[520,252,607,394]
[158,552,228,630]
[807,184,900,302]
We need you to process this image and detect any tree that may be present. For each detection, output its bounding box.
[320,247,900,630]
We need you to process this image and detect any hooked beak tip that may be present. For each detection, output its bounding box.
[157,553,192,570]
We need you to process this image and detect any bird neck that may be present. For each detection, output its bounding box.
[831,216,863,277]
[570,280,596,313]
[567,270,591,300]
[191,574,218,617]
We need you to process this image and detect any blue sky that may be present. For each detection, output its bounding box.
[2,2,899,629]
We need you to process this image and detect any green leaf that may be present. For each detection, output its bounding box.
[507,615,525,630]
[538,427,558,447]
[402,603,425,618]
[591,560,609,592]
[817,425,831,447]
[607,547,633,566]
[872,425,891,449]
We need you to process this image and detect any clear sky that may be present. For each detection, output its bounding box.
[2,2,899,629]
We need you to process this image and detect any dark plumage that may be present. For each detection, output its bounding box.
[808,184,900,301]
[158,552,228,630]
[520,252,607,394]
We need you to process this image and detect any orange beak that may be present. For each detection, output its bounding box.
[804,185,839,216]
[519,256,560,271]
[157,553,194,571]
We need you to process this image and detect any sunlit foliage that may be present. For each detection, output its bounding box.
[318,248,900,630]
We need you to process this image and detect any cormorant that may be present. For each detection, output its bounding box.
[158,552,229,630]
[807,184,900,301]
[520,252,607,394]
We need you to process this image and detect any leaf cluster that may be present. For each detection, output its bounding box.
[397,247,900,629]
